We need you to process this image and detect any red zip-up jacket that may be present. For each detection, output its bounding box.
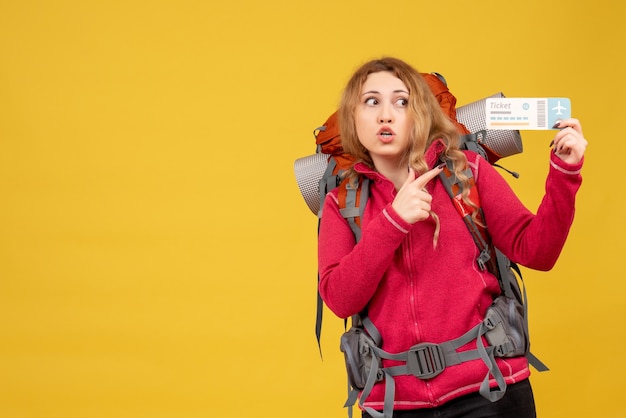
[318,139,583,410]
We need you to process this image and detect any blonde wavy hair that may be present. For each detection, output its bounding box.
[338,57,476,245]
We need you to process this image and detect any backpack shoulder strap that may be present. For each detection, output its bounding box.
[438,159,549,372]
[438,160,499,277]
[337,176,370,243]
[315,172,371,357]
[437,159,521,296]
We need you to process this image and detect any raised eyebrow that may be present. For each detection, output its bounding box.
[361,89,410,96]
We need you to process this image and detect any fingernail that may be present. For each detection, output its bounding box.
[552,120,563,129]
[549,140,554,147]
[437,162,446,169]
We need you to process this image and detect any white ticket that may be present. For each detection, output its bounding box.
[485,98,571,130]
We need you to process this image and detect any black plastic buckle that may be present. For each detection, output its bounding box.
[407,343,446,379]
[494,341,514,357]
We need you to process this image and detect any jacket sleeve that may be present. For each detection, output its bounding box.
[474,151,583,271]
[317,191,411,319]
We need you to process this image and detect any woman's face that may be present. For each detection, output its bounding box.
[355,71,413,167]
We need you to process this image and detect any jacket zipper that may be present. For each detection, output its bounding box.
[403,232,436,404]
[403,233,420,342]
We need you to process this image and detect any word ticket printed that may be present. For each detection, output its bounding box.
[485,98,571,130]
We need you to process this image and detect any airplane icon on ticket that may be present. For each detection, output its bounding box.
[551,100,567,116]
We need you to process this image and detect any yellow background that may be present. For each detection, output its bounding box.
[1,0,624,417]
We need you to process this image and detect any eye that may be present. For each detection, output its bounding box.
[364,97,378,106]
[396,97,409,107]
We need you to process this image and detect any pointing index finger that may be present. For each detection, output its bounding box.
[412,164,445,189]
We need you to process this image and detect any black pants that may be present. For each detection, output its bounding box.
[362,379,536,418]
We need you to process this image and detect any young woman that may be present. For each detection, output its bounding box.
[317,57,587,417]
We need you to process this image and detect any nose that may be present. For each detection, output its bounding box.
[378,103,393,124]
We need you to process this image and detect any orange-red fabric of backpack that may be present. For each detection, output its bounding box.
[314,72,471,173]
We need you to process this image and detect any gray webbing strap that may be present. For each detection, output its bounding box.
[315,157,340,357]
[344,386,359,418]
[359,178,370,218]
[526,351,549,372]
[496,249,517,300]
[358,362,395,418]
[342,182,360,242]
[352,316,506,416]
[340,177,370,244]
[378,314,499,372]
[461,131,489,161]
[315,272,323,357]
[318,158,338,218]
[390,321,506,402]
[476,321,508,401]
[362,314,381,347]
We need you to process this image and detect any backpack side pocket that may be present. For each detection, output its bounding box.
[484,295,529,358]
[340,326,383,390]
